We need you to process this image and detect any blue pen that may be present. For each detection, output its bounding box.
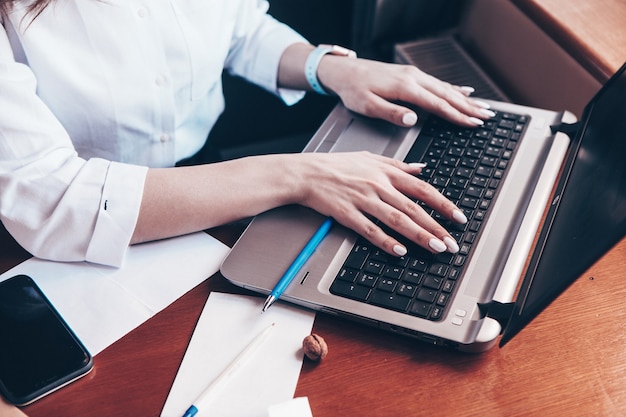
[262,217,333,312]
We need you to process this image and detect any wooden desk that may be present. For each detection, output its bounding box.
[0,221,622,417]
[514,0,626,83]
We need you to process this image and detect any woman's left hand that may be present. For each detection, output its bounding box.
[317,56,495,128]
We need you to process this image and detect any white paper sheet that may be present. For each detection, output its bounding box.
[0,232,230,355]
[268,397,314,417]
[161,292,315,417]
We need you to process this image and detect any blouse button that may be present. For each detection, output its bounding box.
[137,7,148,18]
[155,75,166,87]
[160,133,171,143]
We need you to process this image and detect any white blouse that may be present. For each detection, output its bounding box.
[0,0,307,266]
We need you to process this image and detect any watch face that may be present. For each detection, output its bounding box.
[329,45,357,58]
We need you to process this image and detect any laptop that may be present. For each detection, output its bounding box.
[220,62,626,352]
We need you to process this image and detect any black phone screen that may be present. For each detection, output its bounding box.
[0,275,93,406]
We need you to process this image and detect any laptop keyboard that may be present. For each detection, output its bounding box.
[329,111,529,321]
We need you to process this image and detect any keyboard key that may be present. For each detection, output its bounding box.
[434,251,454,265]
[451,177,469,188]
[448,268,460,280]
[370,292,411,312]
[345,245,369,269]
[407,258,428,272]
[409,301,432,318]
[471,176,488,188]
[461,196,479,209]
[383,266,403,279]
[397,283,417,298]
[430,306,443,320]
[442,280,455,293]
[357,273,378,287]
[476,166,493,177]
[330,281,371,301]
[466,186,483,198]
[456,167,473,178]
[416,288,437,303]
[364,260,384,275]
[337,268,358,283]
[461,157,478,168]
[444,188,463,200]
[402,269,423,284]
[431,176,450,187]
[481,156,497,167]
[423,275,444,290]
[428,264,449,277]
[437,293,449,306]
[369,249,389,263]
[377,278,398,293]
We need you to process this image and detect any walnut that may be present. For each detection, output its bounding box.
[302,333,328,361]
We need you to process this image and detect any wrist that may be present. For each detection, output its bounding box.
[305,44,356,95]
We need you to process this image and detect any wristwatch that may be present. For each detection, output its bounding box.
[305,44,357,95]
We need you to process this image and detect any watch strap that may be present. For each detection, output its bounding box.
[305,45,357,95]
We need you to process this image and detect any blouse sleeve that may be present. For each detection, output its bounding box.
[0,25,147,267]
[224,1,309,105]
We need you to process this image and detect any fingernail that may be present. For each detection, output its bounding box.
[460,86,475,94]
[408,162,427,170]
[402,112,418,126]
[480,108,496,118]
[443,236,460,253]
[428,238,447,253]
[453,209,468,224]
[469,117,484,126]
[393,244,407,256]
[473,99,491,109]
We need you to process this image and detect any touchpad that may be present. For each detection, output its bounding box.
[328,118,398,155]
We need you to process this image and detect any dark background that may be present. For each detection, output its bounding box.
[191,0,464,163]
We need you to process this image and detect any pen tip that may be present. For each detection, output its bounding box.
[262,295,275,312]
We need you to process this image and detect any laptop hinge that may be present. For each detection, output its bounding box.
[477,300,515,332]
[550,121,581,140]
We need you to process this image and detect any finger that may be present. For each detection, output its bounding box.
[369,156,467,227]
[333,207,412,257]
[400,82,486,127]
[397,172,468,225]
[455,85,476,96]
[350,92,420,127]
[417,77,497,123]
[393,69,494,126]
[374,185,461,254]
[356,202,452,256]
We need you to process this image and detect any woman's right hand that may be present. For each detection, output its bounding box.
[291,151,466,257]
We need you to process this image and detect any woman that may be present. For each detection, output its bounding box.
[0,0,494,267]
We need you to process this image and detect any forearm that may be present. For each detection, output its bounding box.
[276,42,315,90]
[131,154,302,244]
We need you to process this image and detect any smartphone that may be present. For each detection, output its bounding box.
[0,274,93,406]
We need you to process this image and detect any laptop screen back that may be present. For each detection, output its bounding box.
[500,62,626,346]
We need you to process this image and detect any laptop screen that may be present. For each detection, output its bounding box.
[500,62,626,346]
